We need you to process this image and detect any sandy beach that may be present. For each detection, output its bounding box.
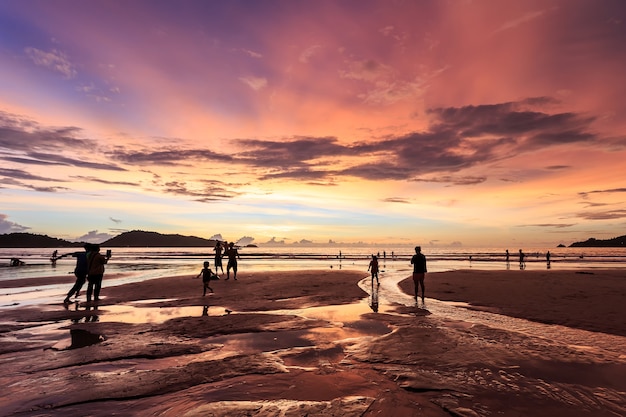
[1,268,625,416]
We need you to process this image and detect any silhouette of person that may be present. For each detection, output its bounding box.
[86,244,110,302]
[519,249,526,270]
[197,260,218,295]
[213,241,224,274]
[546,251,551,264]
[368,255,380,285]
[410,246,427,302]
[224,242,240,280]
[10,258,24,266]
[62,244,91,304]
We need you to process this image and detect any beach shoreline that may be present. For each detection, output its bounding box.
[1,268,624,416]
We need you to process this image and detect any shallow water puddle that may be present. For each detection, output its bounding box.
[62,303,227,324]
[98,304,227,323]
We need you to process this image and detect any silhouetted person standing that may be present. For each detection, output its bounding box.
[225,242,240,280]
[62,244,91,304]
[213,241,224,274]
[519,249,526,270]
[86,245,110,302]
[368,254,380,285]
[411,246,427,302]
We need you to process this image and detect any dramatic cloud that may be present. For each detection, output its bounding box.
[1,1,625,245]
[159,180,241,202]
[0,214,30,233]
[576,210,626,220]
[24,47,77,79]
[74,230,115,243]
[109,149,234,166]
[579,188,626,199]
[519,224,577,228]
[382,197,411,204]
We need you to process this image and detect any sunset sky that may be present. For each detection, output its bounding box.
[1,0,625,247]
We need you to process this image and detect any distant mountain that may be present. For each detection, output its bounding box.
[569,235,626,247]
[0,233,83,248]
[101,230,217,247]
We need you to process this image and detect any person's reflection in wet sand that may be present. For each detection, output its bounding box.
[369,280,379,312]
[85,305,99,322]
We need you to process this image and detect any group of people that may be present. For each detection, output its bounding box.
[507,249,552,270]
[368,246,428,303]
[60,243,111,304]
[197,241,241,296]
[56,241,430,306]
[58,240,241,303]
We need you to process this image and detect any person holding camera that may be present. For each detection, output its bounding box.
[86,245,111,303]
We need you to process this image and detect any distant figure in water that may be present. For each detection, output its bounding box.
[213,241,224,274]
[9,258,24,267]
[546,251,551,265]
[519,249,526,270]
[410,246,427,302]
[197,261,219,295]
[368,254,380,285]
[62,244,91,304]
[224,242,241,280]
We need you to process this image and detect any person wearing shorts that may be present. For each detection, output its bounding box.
[410,246,427,302]
[225,242,240,280]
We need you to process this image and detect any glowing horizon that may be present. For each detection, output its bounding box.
[1,0,625,248]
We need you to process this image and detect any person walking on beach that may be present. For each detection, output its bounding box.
[368,255,380,285]
[411,246,427,302]
[225,242,240,280]
[86,245,110,302]
[213,241,224,274]
[505,249,510,268]
[197,261,219,295]
[519,249,526,270]
[62,244,91,304]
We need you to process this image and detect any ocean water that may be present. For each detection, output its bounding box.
[1,245,625,284]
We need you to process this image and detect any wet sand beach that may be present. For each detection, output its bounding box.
[1,269,625,416]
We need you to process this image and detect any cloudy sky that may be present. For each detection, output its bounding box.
[1,0,625,247]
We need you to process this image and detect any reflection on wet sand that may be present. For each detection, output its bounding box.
[0,269,624,417]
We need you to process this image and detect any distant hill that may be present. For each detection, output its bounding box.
[569,235,626,247]
[102,230,217,247]
[0,233,83,248]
